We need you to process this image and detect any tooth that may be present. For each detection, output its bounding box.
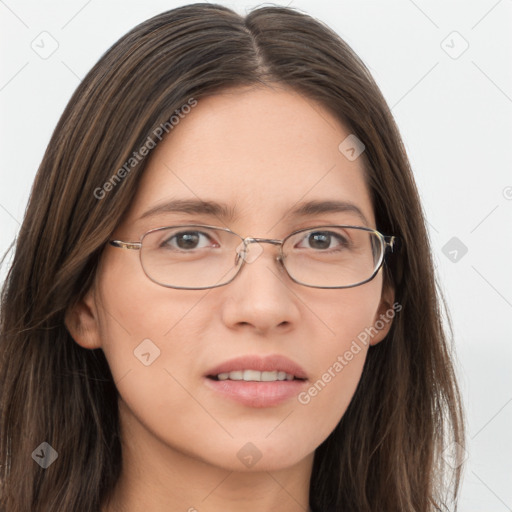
[215,369,298,382]
[261,371,278,381]
[243,370,261,381]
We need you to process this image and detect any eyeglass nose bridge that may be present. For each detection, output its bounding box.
[235,237,284,265]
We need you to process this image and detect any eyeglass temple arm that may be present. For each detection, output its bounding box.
[385,235,401,253]
[109,240,141,250]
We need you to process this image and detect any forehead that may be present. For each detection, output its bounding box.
[124,85,375,232]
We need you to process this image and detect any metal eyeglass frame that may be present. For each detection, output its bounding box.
[109,224,400,290]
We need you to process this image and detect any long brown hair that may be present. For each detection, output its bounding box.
[0,3,465,511]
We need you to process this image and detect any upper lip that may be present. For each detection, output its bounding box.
[206,354,308,380]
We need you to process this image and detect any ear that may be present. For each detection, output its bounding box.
[64,285,102,350]
[369,284,396,346]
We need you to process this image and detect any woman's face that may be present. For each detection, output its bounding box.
[71,85,394,474]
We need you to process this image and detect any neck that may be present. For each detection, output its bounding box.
[102,459,314,512]
[101,402,314,512]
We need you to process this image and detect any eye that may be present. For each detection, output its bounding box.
[162,230,218,250]
[296,230,350,251]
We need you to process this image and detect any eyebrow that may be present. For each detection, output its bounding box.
[137,198,370,226]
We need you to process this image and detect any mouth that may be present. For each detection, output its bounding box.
[204,354,308,407]
[207,370,306,382]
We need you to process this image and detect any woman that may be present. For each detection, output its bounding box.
[0,4,465,511]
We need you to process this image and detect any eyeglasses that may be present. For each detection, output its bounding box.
[109,224,400,290]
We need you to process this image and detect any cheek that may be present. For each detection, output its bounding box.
[305,275,382,353]
[94,254,211,382]
[94,270,216,445]
[298,339,367,433]
[296,280,381,426]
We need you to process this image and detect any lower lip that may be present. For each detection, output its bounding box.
[204,377,307,408]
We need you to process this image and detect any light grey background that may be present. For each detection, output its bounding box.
[1,1,511,509]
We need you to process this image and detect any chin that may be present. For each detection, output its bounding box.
[195,437,315,473]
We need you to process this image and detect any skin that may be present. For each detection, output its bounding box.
[66,84,394,512]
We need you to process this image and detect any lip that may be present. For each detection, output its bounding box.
[205,354,308,380]
[204,354,309,408]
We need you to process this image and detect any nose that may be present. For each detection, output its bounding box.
[220,240,300,335]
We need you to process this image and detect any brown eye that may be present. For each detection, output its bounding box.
[297,231,349,251]
[162,231,214,250]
